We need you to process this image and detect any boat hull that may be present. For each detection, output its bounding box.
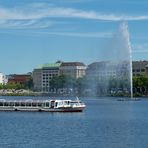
[0,107,84,112]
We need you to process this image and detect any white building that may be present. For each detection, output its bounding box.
[60,62,86,79]
[0,72,7,85]
[86,61,129,79]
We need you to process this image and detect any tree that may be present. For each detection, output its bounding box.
[50,74,77,94]
[25,77,33,89]
[133,75,148,95]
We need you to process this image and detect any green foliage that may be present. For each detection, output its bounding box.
[50,74,77,93]
[133,75,148,87]
[0,83,25,90]
[25,76,33,89]
[133,75,148,95]
[108,76,130,90]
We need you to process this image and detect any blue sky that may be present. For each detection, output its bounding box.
[0,0,148,74]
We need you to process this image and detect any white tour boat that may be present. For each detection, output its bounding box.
[0,98,86,112]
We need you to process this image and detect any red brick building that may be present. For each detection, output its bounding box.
[8,74,31,85]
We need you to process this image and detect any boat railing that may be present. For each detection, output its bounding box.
[0,99,51,108]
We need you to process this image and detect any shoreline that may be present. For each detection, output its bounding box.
[0,89,147,97]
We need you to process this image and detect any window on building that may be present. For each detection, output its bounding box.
[136,69,140,72]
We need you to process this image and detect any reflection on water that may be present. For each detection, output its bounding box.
[0,96,148,148]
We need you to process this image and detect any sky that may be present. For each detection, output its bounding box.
[0,0,148,74]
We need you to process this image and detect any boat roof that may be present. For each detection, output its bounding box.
[0,99,76,102]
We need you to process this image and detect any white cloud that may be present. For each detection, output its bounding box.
[1,5,148,21]
[0,19,53,29]
[0,3,148,29]
[30,31,112,38]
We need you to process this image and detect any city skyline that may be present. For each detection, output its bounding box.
[0,0,148,74]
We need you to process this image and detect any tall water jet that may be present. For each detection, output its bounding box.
[119,22,133,98]
[109,22,133,98]
[85,22,133,98]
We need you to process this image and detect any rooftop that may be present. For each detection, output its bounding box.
[61,62,85,67]
[37,63,62,69]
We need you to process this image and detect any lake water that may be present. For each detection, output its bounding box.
[0,96,148,148]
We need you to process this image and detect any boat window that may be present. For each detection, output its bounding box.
[58,102,63,106]
[21,102,25,107]
[4,102,9,106]
[10,102,15,106]
[45,102,49,107]
[26,102,32,107]
[15,102,20,107]
[38,102,42,107]
[55,102,58,107]
[43,103,46,107]
[51,101,55,108]
[0,102,3,106]
[64,101,70,105]
[32,102,37,107]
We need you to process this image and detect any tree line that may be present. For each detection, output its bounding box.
[50,75,148,96]
[49,74,148,96]
[0,74,147,96]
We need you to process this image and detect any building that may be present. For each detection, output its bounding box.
[85,61,131,95]
[132,61,148,76]
[33,62,62,92]
[33,61,86,93]
[0,72,7,85]
[86,61,130,79]
[8,74,31,85]
[60,62,86,79]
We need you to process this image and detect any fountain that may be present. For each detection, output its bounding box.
[122,22,133,99]
[118,22,133,99]
[85,22,135,99]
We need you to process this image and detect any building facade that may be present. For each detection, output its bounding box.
[85,61,131,95]
[60,62,86,79]
[33,62,86,93]
[8,74,31,85]
[132,61,148,76]
[86,61,130,79]
[33,63,61,92]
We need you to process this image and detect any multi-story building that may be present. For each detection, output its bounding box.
[132,61,148,76]
[86,61,130,79]
[0,72,7,85]
[60,62,86,79]
[86,61,148,78]
[32,69,42,92]
[33,62,62,92]
[85,61,131,95]
[33,61,86,93]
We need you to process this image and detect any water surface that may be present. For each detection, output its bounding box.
[0,97,148,148]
